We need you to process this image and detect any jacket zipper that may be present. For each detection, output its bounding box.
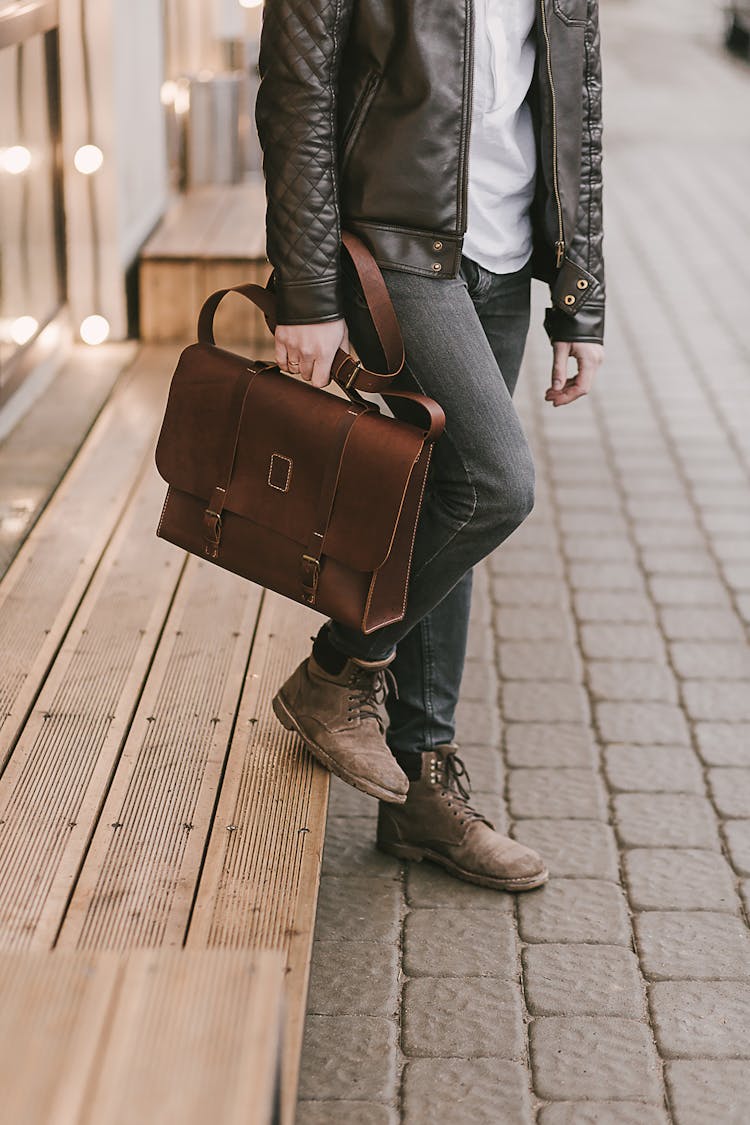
[539,0,566,267]
[340,72,381,168]
[457,0,475,234]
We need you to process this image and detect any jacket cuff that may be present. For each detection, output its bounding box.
[545,302,605,345]
[273,274,344,325]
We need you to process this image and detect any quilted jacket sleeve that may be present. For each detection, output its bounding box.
[545,0,605,345]
[255,0,353,325]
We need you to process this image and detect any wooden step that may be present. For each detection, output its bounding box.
[0,947,284,1125]
[0,347,174,773]
[139,181,273,349]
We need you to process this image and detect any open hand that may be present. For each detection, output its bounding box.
[545,340,604,407]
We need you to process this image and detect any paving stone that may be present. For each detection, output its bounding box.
[568,562,646,591]
[724,820,750,876]
[722,561,750,590]
[460,746,504,793]
[315,877,402,943]
[538,1103,668,1125]
[669,642,750,680]
[455,700,501,746]
[683,681,750,722]
[596,701,690,745]
[497,640,582,682]
[402,977,525,1059]
[613,794,720,849]
[328,777,379,818]
[490,547,561,576]
[402,1058,532,1125]
[460,658,498,702]
[529,1017,662,1102]
[659,607,745,642]
[502,682,590,724]
[512,820,620,880]
[588,661,677,703]
[466,622,494,663]
[508,768,607,820]
[562,535,636,561]
[403,908,516,978]
[632,523,705,549]
[603,745,705,794]
[523,944,645,1017]
[405,863,515,911]
[695,723,750,766]
[624,850,738,912]
[640,548,717,576]
[666,1060,750,1125]
[573,591,656,624]
[494,606,573,641]
[504,723,597,768]
[297,1102,396,1125]
[323,818,397,875]
[518,879,631,946]
[708,768,750,818]
[491,575,566,606]
[307,941,399,1016]
[635,912,750,981]
[560,511,629,536]
[298,1015,398,1101]
[580,623,667,662]
[650,982,750,1058]
[648,576,730,606]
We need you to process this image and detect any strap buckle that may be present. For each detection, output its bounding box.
[301,554,321,603]
[203,509,222,559]
[343,359,361,391]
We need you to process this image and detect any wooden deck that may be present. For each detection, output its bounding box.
[0,345,329,1122]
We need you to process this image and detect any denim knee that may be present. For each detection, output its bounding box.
[475,454,535,542]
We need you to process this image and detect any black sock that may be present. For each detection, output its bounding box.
[393,749,424,781]
[312,625,349,676]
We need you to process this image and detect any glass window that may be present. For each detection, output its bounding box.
[0,26,65,395]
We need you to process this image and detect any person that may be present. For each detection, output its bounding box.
[256,0,604,893]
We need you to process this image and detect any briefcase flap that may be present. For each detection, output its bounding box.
[155,343,427,573]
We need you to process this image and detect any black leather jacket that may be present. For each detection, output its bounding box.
[256,0,604,344]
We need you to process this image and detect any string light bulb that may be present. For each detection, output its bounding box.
[80,315,110,346]
[1,146,32,174]
[10,316,39,345]
[160,80,178,106]
[238,0,263,8]
[74,144,104,174]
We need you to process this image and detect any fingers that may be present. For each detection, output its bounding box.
[550,341,571,392]
[545,342,604,408]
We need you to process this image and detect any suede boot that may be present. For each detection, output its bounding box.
[377,745,548,890]
[272,652,408,803]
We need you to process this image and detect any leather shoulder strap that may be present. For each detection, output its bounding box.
[196,231,444,441]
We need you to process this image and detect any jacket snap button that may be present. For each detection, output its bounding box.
[433,240,443,251]
[432,262,442,272]
[564,294,576,305]
[577,279,589,290]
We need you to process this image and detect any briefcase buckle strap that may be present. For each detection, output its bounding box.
[301,554,321,604]
[203,508,222,559]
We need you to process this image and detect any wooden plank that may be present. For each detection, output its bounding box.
[83,949,285,1125]
[139,259,202,342]
[0,343,135,579]
[55,559,263,952]
[140,182,267,261]
[0,463,184,952]
[0,949,122,1125]
[203,259,274,350]
[0,347,174,774]
[186,593,329,1124]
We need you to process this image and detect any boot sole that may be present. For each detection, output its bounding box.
[377,840,549,892]
[272,691,408,805]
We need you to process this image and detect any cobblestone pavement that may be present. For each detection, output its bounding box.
[297,2,750,1122]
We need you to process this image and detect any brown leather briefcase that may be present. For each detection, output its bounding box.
[154,231,445,634]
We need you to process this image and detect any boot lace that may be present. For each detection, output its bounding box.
[433,752,487,827]
[346,665,397,731]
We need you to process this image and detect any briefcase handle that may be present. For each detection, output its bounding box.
[196,231,445,441]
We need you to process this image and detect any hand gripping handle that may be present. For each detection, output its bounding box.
[196,231,445,442]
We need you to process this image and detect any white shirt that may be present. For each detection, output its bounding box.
[463,0,538,274]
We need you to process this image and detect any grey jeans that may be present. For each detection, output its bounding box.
[328,252,534,755]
